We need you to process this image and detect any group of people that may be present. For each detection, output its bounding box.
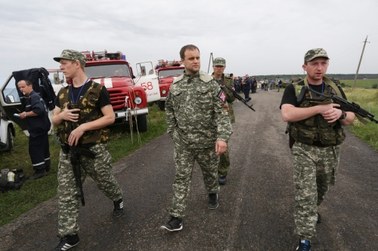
[233,75,258,100]
[16,45,355,251]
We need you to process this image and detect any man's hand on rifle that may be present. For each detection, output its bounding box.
[320,103,342,123]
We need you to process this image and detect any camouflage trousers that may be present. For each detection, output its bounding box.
[169,142,220,218]
[292,142,340,240]
[218,148,230,177]
[57,143,123,237]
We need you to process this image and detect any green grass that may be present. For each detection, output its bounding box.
[342,78,378,89]
[343,87,378,150]
[0,105,167,226]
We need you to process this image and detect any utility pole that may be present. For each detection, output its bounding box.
[207,52,213,74]
[354,35,369,88]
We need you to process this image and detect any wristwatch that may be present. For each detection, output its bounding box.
[339,111,347,120]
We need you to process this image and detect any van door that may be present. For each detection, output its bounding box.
[0,75,27,130]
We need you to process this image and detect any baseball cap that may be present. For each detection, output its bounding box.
[304,48,329,62]
[213,57,226,67]
[53,49,86,66]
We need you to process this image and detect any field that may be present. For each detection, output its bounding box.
[342,78,378,89]
[343,87,378,150]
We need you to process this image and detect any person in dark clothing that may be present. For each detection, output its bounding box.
[242,75,251,101]
[17,80,51,179]
[234,77,242,93]
[277,79,283,92]
[251,77,258,93]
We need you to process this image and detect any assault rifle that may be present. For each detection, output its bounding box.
[70,145,95,206]
[61,143,95,206]
[221,84,255,111]
[304,86,378,123]
[64,104,96,206]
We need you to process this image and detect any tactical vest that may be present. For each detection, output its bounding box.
[55,81,110,145]
[288,77,345,147]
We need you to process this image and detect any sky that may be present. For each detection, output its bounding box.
[0,0,377,80]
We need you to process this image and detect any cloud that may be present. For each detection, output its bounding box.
[0,0,377,79]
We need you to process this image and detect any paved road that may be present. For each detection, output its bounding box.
[1,90,377,251]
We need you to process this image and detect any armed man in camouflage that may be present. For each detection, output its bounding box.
[211,57,235,185]
[280,48,355,251]
[52,49,124,251]
[161,44,232,232]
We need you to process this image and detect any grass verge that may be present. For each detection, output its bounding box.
[343,88,378,150]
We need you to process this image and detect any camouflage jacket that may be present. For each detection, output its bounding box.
[165,71,232,148]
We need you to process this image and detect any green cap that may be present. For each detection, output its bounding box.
[304,48,329,62]
[53,49,86,66]
[213,57,226,67]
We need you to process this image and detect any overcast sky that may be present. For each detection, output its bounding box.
[1,0,377,79]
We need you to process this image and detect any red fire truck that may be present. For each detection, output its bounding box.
[81,50,149,132]
[155,60,184,109]
[135,60,184,110]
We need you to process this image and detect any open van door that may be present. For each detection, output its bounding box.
[0,74,27,131]
[0,68,56,133]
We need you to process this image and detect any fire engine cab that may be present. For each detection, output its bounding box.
[82,50,149,132]
[134,60,184,110]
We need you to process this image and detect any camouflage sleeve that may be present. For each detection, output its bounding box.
[212,81,232,141]
[165,90,176,136]
[224,78,236,103]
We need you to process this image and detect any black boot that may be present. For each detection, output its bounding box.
[113,199,124,217]
[45,159,51,172]
[30,169,46,180]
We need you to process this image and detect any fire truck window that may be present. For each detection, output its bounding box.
[85,65,131,78]
[158,69,185,78]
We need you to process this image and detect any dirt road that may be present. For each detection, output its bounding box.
[1,90,377,251]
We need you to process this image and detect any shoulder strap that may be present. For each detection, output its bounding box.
[292,79,305,96]
[323,76,346,99]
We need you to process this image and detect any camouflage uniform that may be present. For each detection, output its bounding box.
[55,81,123,237]
[213,74,235,178]
[165,71,232,218]
[285,74,346,240]
[292,142,340,239]
[57,143,123,236]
